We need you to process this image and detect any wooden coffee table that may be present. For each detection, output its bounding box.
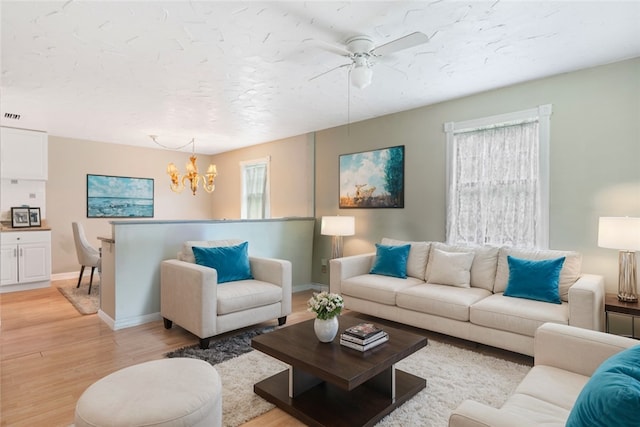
[251,316,427,427]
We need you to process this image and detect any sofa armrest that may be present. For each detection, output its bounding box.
[160,259,219,338]
[568,273,605,331]
[449,400,537,427]
[329,253,375,294]
[250,256,292,317]
[534,323,636,377]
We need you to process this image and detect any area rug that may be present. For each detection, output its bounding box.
[167,333,531,427]
[165,326,275,365]
[57,283,100,315]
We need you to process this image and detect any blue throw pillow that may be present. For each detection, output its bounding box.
[566,345,640,427]
[192,242,253,284]
[503,256,565,304]
[369,243,411,278]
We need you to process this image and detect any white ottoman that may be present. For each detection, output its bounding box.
[75,358,221,427]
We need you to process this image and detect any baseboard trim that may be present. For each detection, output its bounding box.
[98,309,162,331]
[52,270,97,281]
[0,280,50,293]
[293,283,327,293]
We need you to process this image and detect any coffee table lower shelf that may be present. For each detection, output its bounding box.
[254,369,426,427]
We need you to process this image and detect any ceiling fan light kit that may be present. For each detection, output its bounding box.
[311,32,429,90]
[350,64,373,89]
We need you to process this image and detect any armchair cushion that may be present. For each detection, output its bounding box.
[193,242,253,283]
[566,345,640,427]
[216,280,284,315]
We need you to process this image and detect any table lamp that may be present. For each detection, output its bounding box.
[598,217,640,302]
[321,216,355,259]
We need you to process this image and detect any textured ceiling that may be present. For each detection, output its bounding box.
[1,1,639,154]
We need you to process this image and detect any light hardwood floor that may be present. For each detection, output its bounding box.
[0,279,532,427]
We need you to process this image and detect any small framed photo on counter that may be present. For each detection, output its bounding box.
[29,208,41,227]
[11,207,31,228]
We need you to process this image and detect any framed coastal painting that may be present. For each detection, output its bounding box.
[87,174,154,218]
[339,145,405,209]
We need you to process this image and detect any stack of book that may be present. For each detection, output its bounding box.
[340,322,389,351]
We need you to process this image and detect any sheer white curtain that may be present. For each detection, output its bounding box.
[241,159,270,219]
[446,119,546,248]
[445,105,552,248]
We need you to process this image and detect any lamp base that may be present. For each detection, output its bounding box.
[331,236,343,259]
[617,251,638,302]
[618,294,638,302]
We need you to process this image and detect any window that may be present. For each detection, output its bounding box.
[444,105,551,248]
[240,157,270,219]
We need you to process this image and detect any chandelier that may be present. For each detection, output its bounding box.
[150,136,217,195]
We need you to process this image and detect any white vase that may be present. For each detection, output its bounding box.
[314,316,339,342]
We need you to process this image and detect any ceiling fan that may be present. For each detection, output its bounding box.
[309,31,429,89]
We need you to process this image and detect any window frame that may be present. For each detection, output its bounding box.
[240,156,271,219]
[444,104,552,248]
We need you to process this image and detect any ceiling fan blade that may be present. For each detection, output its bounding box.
[306,38,352,57]
[308,63,351,82]
[371,31,429,56]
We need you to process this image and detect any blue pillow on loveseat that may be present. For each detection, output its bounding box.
[566,345,640,427]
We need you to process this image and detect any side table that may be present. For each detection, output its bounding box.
[605,293,640,339]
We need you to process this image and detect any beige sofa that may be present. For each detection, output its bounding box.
[449,322,637,426]
[330,239,605,356]
[161,239,292,348]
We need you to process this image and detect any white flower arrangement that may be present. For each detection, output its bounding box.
[307,291,344,320]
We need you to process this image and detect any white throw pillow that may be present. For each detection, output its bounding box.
[381,238,430,280]
[428,242,499,291]
[428,248,475,288]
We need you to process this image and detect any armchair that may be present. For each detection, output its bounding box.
[161,240,292,349]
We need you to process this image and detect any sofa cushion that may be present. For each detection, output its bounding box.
[503,256,565,304]
[494,247,582,301]
[381,238,430,280]
[470,293,568,337]
[566,345,640,427]
[396,284,491,321]
[216,280,283,315]
[515,365,590,412]
[427,248,475,288]
[426,243,499,291]
[370,243,411,278]
[193,242,253,284]
[341,274,423,306]
[178,239,244,263]
[500,393,571,425]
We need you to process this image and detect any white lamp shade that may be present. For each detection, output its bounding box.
[321,216,355,236]
[598,217,640,251]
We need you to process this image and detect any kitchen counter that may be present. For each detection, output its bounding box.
[0,226,52,232]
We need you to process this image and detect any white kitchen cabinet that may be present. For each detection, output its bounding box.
[0,127,48,180]
[0,231,51,291]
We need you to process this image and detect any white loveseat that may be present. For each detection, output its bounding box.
[161,239,292,349]
[330,239,605,356]
[449,323,638,426]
